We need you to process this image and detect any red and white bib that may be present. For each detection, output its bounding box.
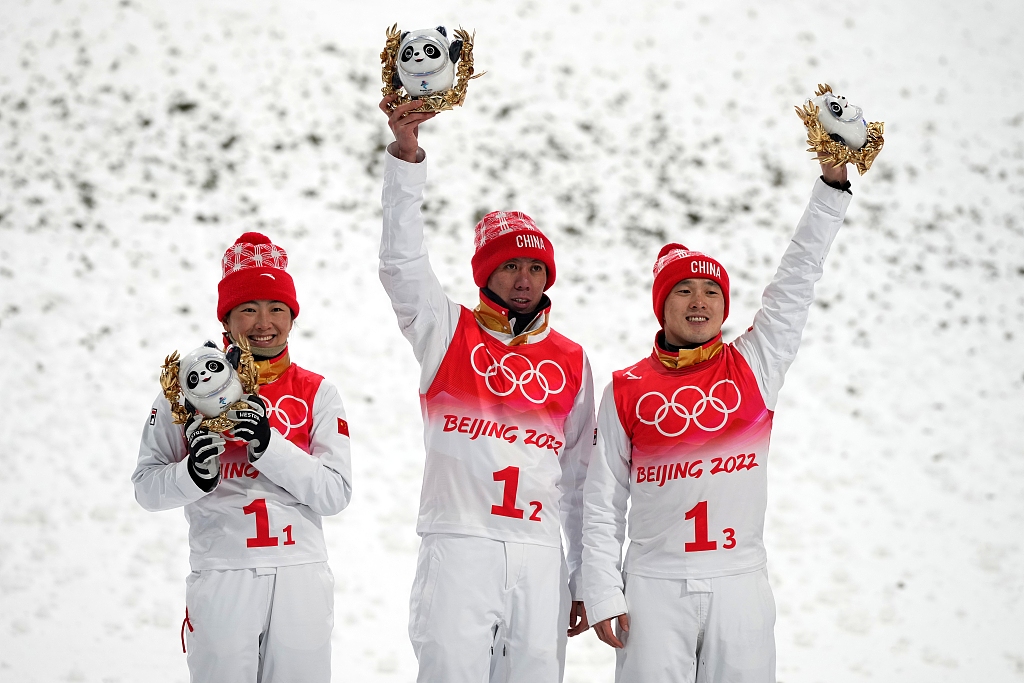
[185,363,328,570]
[613,345,772,578]
[419,307,585,547]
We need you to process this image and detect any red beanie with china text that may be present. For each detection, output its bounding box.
[471,211,556,290]
[652,243,730,325]
[217,232,299,321]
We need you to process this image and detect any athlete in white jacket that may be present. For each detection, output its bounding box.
[582,161,854,682]
[378,95,596,683]
[132,232,352,683]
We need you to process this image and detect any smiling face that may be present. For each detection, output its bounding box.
[486,258,548,316]
[178,345,243,416]
[186,358,228,392]
[812,92,868,149]
[222,300,293,351]
[662,278,726,347]
[822,94,864,123]
[399,37,447,75]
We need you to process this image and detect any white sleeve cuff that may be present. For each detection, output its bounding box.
[568,569,581,602]
[588,590,628,625]
[811,176,853,214]
[385,141,427,165]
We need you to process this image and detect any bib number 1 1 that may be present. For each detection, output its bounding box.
[684,501,736,552]
[243,498,296,548]
[491,467,542,522]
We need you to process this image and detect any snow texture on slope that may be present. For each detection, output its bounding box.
[1,0,1022,681]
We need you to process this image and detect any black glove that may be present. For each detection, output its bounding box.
[185,413,224,492]
[227,395,271,462]
[225,344,241,370]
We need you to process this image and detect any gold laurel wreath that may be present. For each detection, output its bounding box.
[159,335,261,433]
[381,24,483,113]
[796,84,885,175]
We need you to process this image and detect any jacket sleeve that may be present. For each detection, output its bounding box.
[131,393,210,511]
[557,352,597,601]
[379,143,463,392]
[733,178,852,410]
[250,379,353,517]
[581,381,632,624]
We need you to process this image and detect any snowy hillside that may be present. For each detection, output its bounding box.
[1,0,1022,681]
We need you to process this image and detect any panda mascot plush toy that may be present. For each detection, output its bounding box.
[394,26,463,96]
[809,90,868,150]
[178,341,244,418]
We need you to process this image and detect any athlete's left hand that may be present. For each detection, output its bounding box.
[819,156,849,185]
[567,600,589,637]
[227,394,271,461]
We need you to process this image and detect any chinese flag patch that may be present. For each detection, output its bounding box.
[337,418,349,437]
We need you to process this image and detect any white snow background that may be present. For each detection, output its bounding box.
[1,0,1022,681]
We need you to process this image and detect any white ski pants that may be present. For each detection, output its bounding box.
[183,562,334,683]
[409,534,571,683]
[615,569,776,683]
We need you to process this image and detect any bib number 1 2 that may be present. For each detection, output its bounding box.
[684,500,736,552]
[491,467,542,522]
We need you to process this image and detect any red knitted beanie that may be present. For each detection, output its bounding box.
[471,211,556,290]
[652,243,730,325]
[217,232,299,321]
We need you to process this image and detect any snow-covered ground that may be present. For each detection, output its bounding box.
[1,0,1022,681]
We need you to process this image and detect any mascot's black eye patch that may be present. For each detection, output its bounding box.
[423,44,440,59]
[828,101,844,117]
[187,371,200,389]
[401,46,414,62]
[206,360,225,373]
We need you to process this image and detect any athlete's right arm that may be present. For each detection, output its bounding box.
[379,144,462,391]
[132,394,211,511]
[581,382,632,626]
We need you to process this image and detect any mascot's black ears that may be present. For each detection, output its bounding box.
[225,346,241,370]
[400,31,409,42]
[436,26,447,37]
[203,340,218,349]
[449,39,463,63]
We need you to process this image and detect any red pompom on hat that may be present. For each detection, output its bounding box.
[471,211,556,290]
[217,232,300,321]
[651,243,730,325]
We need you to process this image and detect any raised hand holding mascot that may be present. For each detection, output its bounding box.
[582,156,854,683]
[379,94,596,683]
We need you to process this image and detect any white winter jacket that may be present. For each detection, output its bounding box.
[379,145,596,598]
[582,178,852,624]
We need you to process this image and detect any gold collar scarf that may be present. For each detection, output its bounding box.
[655,333,723,370]
[255,347,291,385]
[473,292,550,347]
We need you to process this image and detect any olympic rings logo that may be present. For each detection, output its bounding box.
[265,394,309,438]
[635,380,741,437]
[470,343,567,404]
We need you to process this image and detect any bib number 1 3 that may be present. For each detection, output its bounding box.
[243,498,296,548]
[490,467,542,522]
[684,501,736,552]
